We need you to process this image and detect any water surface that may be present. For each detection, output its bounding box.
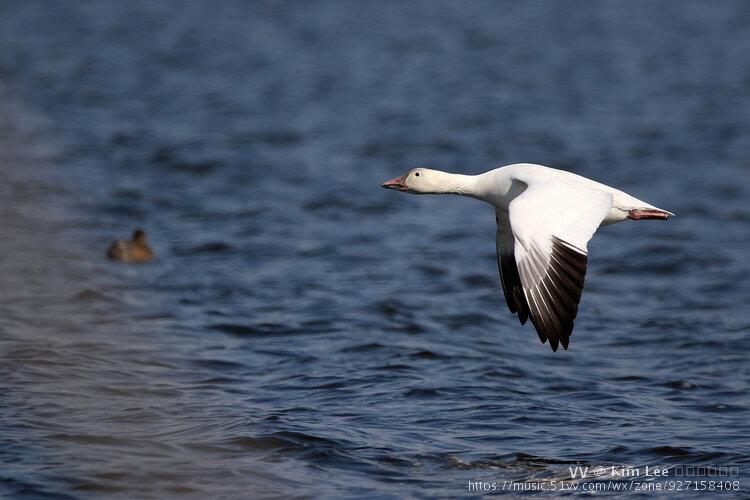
[0,1,748,497]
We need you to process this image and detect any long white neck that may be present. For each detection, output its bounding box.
[424,168,513,206]
[424,171,480,196]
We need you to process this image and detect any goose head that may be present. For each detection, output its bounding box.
[381,167,447,194]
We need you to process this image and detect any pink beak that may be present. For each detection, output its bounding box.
[382,175,408,191]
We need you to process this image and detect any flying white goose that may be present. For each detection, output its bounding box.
[382,163,673,351]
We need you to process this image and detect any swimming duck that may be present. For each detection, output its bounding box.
[106,229,154,262]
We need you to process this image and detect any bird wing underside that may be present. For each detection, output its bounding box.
[497,178,612,351]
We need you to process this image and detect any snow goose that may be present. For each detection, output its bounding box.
[382,163,673,351]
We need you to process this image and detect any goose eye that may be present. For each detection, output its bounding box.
[414,172,420,177]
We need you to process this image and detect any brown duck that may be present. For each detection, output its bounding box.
[107,229,154,262]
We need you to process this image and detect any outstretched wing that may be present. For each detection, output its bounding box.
[508,178,613,351]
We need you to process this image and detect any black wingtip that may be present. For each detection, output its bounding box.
[560,336,570,350]
[549,338,559,352]
[525,238,587,353]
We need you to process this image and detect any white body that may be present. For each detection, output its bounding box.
[425,163,664,225]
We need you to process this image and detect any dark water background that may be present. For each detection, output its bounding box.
[0,1,749,497]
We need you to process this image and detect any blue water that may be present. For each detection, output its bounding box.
[0,1,748,497]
